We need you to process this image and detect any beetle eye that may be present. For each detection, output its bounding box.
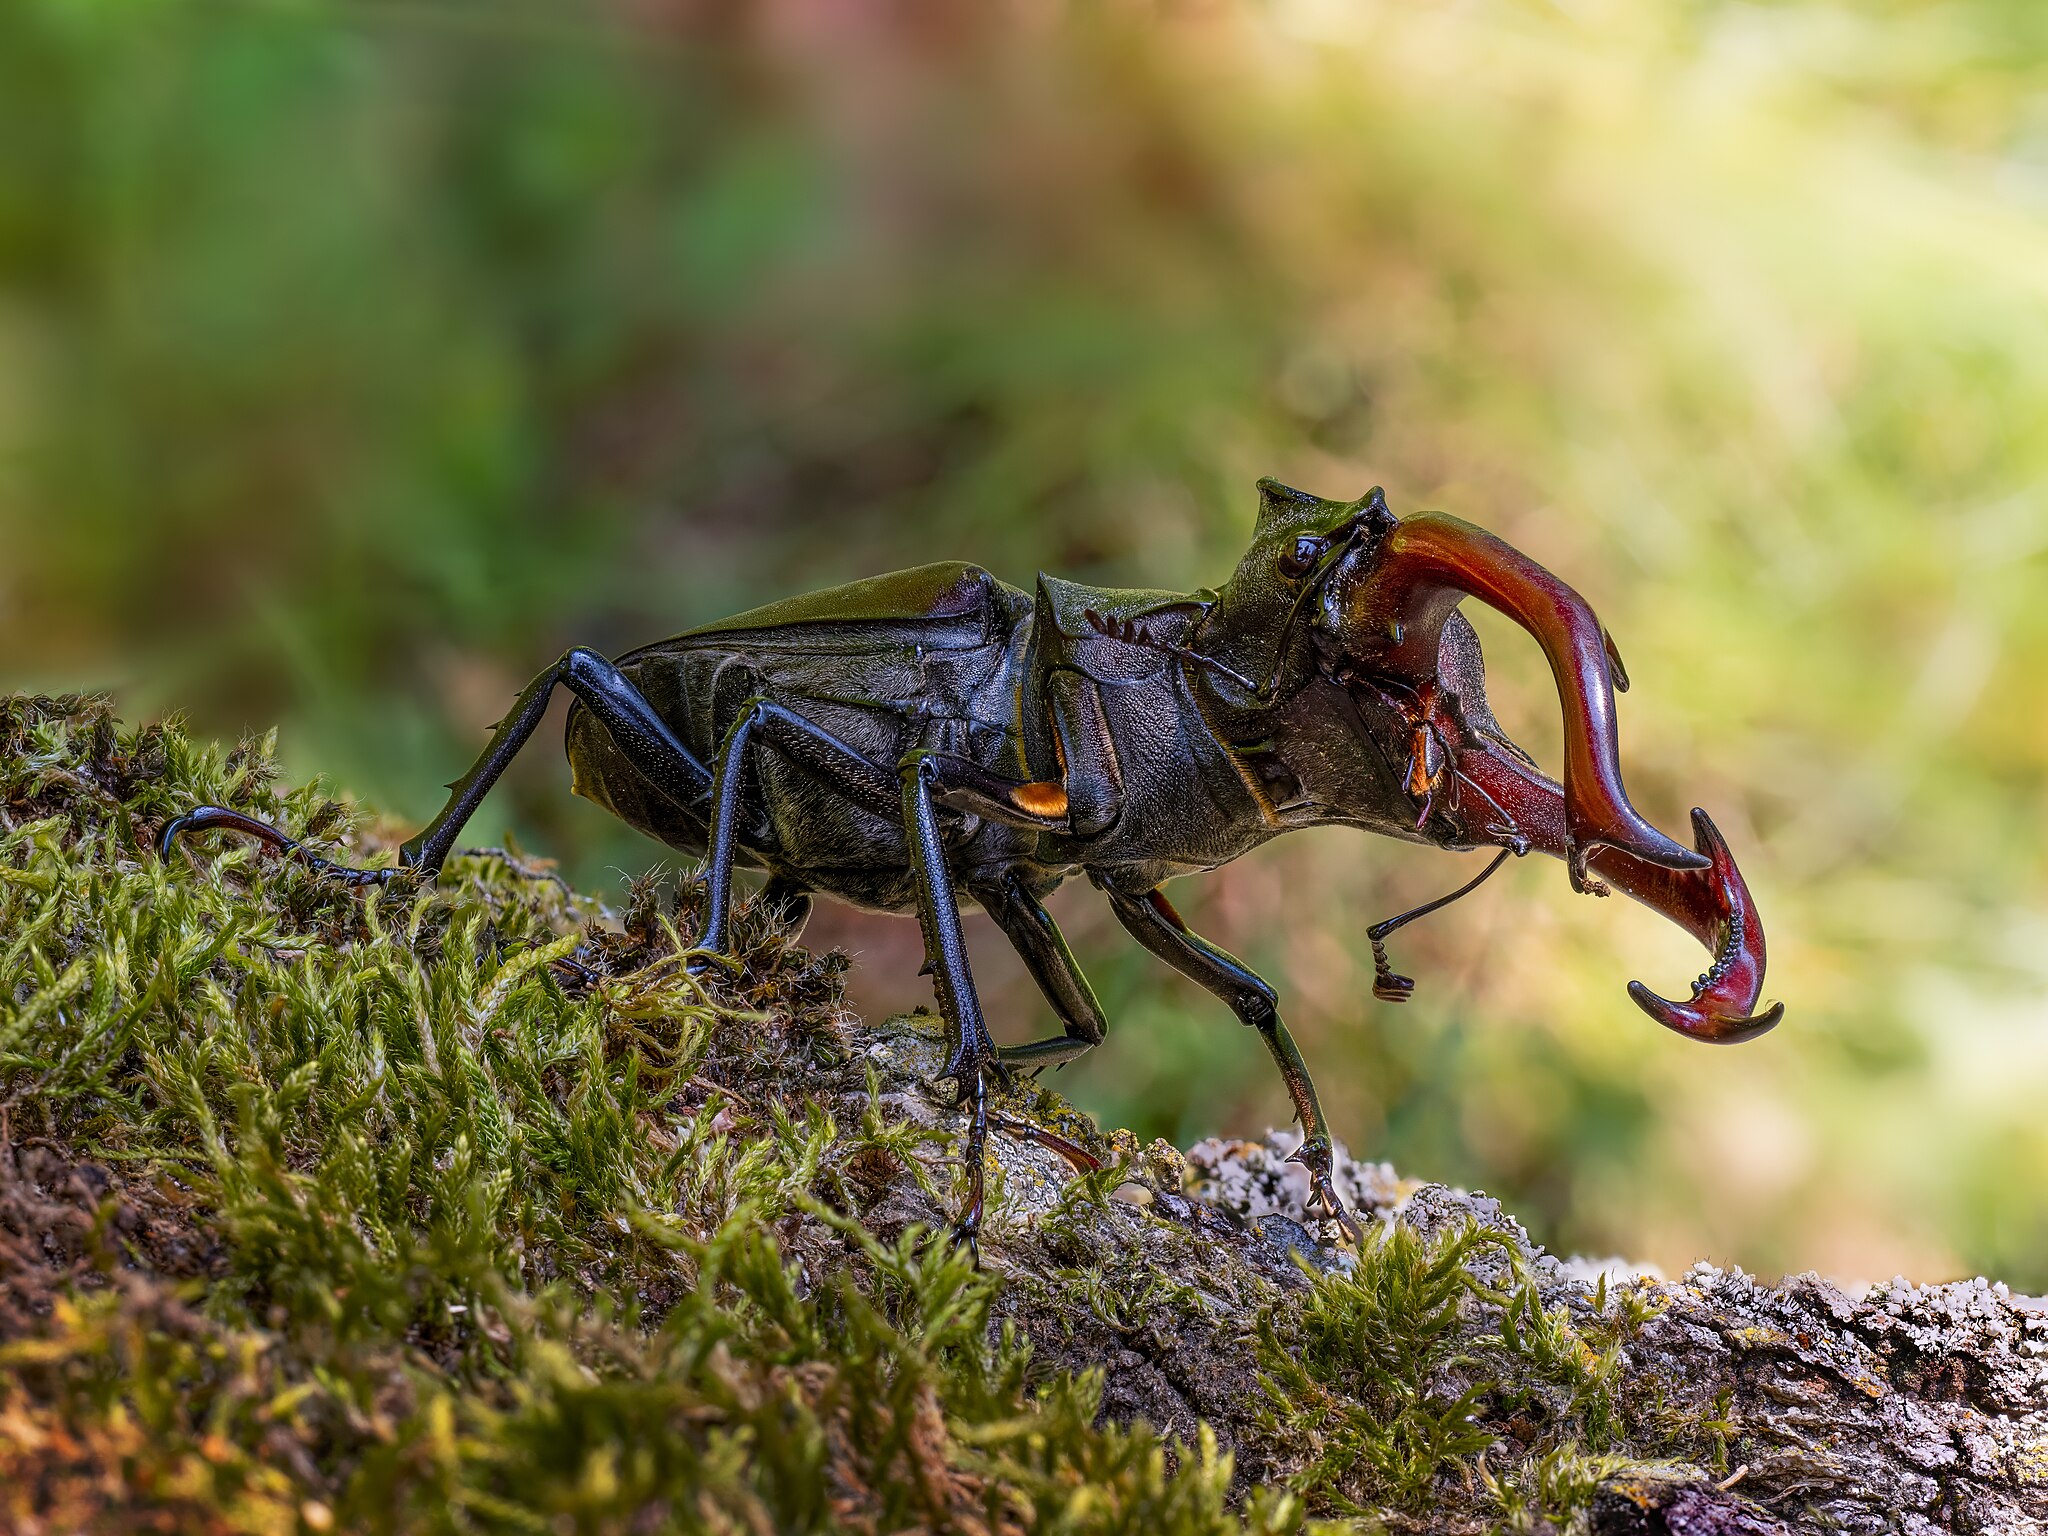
[1278,537,1324,580]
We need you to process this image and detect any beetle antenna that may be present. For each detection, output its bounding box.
[1366,847,1513,1002]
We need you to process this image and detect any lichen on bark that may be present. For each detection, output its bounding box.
[1,693,2042,1534]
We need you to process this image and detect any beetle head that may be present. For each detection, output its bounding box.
[1222,479,1782,1043]
[1198,479,1399,691]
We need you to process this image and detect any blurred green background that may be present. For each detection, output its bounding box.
[4,0,2046,1288]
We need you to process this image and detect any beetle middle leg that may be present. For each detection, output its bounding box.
[683,708,1035,1257]
[691,698,899,962]
[1104,885,1360,1241]
[971,871,1108,1073]
[900,752,1012,1261]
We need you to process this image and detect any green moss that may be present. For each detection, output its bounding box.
[1251,1219,1679,1527]
[0,694,1743,1533]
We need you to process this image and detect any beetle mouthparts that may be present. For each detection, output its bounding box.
[1622,808,1784,1044]
[1334,509,1707,890]
[1453,748,1783,1043]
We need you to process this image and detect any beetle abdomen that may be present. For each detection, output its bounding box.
[564,563,1039,911]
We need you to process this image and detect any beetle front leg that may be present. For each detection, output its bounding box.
[900,751,1010,1262]
[1105,885,1360,1242]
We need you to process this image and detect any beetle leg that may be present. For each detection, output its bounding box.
[155,805,403,886]
[160,647,713,883]
[690,698,899,966]
[972,871,1108,1074]
[695,719,1023,1250]
[414,648,715,874]
[758,875,812,938]
[1104,886,1360,1243]
[900,751,1011,1262]
[1042,669,1125,839]
[988,1113,1102,1174]
[925,755,1072,831]
[695,706,762,965]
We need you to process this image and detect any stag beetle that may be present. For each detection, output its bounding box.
[162,481,1783,1251]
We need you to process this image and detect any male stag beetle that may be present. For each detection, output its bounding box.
[162,481,1783,1252]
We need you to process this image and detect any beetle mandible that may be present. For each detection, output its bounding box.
[162,480,1783,1251]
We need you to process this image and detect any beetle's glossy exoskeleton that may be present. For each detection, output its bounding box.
[163,482,1782,1253]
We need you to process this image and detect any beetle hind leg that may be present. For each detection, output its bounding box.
[898,751,1014,1262]
[156,805,402,886]
[160,647,714,886]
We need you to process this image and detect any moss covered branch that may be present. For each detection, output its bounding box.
[1,695,2042,1534]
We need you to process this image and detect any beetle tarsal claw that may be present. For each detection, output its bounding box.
[682,947,744,979]
[934,1056,1011,1108]
[1286,1139,1362,1242]
[157,804,409,888]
